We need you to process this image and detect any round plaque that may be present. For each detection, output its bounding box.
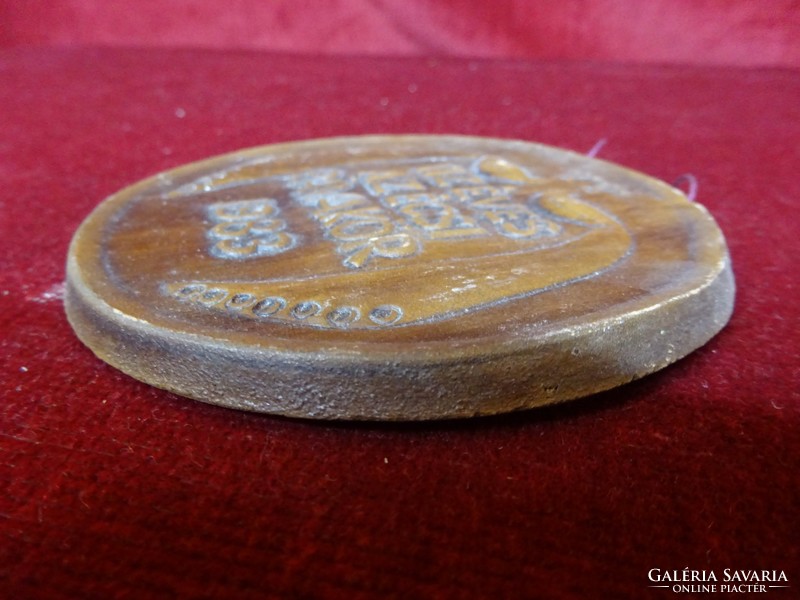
[65,135,734,420]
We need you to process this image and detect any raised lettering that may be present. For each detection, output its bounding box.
[207,199,297,259]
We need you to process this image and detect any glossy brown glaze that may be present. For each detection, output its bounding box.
[65,135,734,419]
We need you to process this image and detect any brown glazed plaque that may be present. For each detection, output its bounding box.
[65,135,734,420]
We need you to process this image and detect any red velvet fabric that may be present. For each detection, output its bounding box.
[1,47,798,598]
[2,0,799,67]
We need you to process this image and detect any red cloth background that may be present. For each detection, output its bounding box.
[2,0,800,67]
[1,40,799,600]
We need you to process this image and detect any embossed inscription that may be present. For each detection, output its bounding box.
[286,157,576,268]
[296,192,420,269]
[206,199,296,259]
[169,283,404,329]
[162,146,633,330]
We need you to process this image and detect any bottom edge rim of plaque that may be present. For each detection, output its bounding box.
[63,261,734,421]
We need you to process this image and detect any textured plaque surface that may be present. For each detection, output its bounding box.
[65,135,734,420]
